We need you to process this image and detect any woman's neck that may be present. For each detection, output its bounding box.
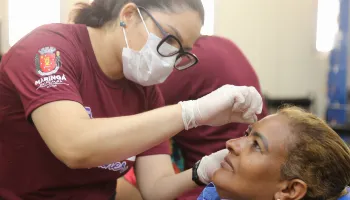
[87,27,124,80]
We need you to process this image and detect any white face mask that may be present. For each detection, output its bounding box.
[121,8,178,86]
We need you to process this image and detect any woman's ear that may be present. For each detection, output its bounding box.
[119,3,138,25]
[275,179,307,200]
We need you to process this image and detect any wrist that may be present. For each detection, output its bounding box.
[192,160,206,186]
[179,100,199,130]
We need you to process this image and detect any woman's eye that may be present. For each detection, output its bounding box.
[164,37,178,46]
[167,38,177,45]
[252,141,261,151]
[244,131,250,137]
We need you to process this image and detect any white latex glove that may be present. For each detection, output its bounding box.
[179,85,263,130]
[197,149,229,184]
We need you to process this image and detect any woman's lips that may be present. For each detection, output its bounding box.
[221,156,234,172]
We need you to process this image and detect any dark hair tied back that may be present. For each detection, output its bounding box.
[72,0,204,28]
[73,2,114,28]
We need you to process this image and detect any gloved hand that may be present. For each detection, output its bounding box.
[179,85,263,130]
[197,149,229,185]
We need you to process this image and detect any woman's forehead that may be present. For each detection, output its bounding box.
[150,11,202,44]
[254,115,291,155]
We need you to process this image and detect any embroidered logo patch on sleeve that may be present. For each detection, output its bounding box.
[35,46,61,76]
[34,46,68,90]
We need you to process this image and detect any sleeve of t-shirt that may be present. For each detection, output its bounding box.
[3,29,83,120]
[138,86,171,157]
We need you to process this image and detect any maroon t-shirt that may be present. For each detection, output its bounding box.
[159,36,268,199]
[0,24,170,200]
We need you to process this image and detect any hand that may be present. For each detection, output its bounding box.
[197,149,229,185]
[179,85,263,130]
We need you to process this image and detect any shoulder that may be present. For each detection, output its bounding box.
[196,35,236,46]
[186,36,241,77]
[194,35,241,56]
[18,23,81,45]
[1,24,87,74]
[8,23,85,58]
[192,35,251,71]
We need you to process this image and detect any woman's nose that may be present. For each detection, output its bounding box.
[226,138,242,156]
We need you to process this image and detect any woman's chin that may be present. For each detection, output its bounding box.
[212,168,233,183]
[215,186,232,199]
[212,168,236,199]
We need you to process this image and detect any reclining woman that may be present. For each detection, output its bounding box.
[198,106,350,200]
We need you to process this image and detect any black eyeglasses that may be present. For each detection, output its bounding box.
[138,6,198,70]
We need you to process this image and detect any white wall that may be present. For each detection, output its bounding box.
[0,0,9,53]
[214,0,329,117]
[0,0,87,53]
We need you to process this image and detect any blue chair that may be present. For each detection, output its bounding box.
[338,187,350,200]
[198,185,350,200]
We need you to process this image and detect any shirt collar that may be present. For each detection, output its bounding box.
[197,183,221,200]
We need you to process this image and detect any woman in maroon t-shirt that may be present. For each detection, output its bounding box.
[119,35,270,199]
[0,0,263,199]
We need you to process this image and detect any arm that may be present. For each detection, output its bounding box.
[6,27,263,170]
[135,149,228,200]
[135,155,197,200]
[33,84,262,169]
[32,101,184,169]
[116,177,143,200]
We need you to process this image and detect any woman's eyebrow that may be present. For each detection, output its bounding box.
[166,24,183,42]
[252,132,269,152]
[248,125,253,132]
